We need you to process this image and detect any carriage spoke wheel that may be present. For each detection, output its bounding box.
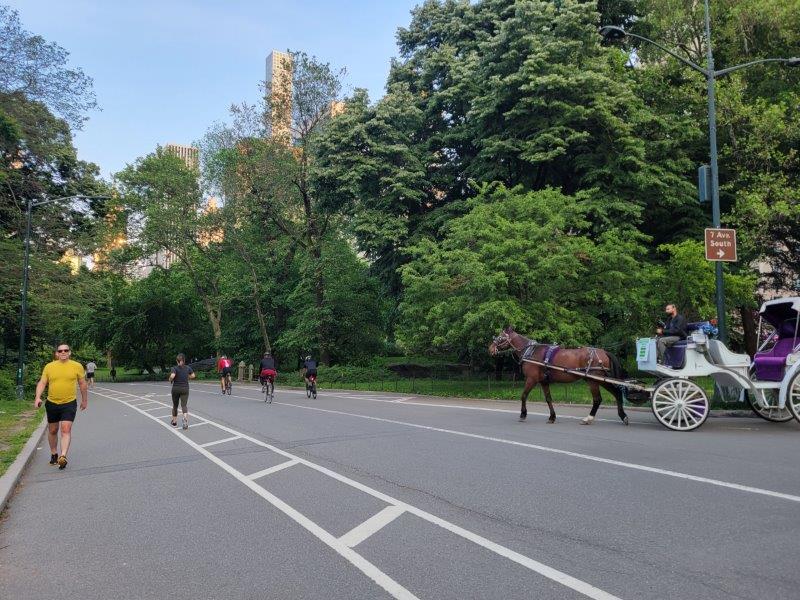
[787,373,800,424]
[747,389,794,423]
[651,378,709,432]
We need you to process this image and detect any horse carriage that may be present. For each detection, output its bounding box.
[490,297,800,432]
[637,296,800,431]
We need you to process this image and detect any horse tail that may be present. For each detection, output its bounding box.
[607,352,627,380]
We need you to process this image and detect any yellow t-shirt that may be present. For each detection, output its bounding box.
[42,360,85,404]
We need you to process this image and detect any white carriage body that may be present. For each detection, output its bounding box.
[637,297,800,415]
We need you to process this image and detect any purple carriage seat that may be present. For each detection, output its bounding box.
[753,338,796,381]
[661,322,706,369]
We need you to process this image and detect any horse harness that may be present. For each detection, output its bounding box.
[520,342,609,382]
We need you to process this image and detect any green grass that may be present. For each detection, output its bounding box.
[0,401,44,477]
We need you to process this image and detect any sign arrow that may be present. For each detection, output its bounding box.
[717,249,725,258]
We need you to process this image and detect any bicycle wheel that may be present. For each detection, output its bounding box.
[268,382,274,404]
[306,384,311,398]
[312,383,317,399]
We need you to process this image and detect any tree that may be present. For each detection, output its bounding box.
[202,51,346,363]
[0,5,97,128]
[397,184,648,361]
[115,149,227,351]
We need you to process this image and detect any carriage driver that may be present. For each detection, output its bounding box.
[656,303,688,363]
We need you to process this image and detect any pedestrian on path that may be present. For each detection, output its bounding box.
[169,353,195,430]
[85,359,97,387]
[34,343,88,470]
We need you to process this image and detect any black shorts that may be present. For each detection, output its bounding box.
[86,372,95,379]
[220,367,232,377]
[45,400,77,424]
[305,370,317,378]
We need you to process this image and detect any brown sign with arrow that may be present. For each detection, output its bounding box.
[704,228,737,262]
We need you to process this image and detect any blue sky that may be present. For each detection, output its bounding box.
[7,0,421,178]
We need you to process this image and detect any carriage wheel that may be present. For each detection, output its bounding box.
[787,372,800,424]
[747,389,794,423]
[651,378,709,431]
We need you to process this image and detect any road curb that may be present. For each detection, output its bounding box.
[0,416,47,513]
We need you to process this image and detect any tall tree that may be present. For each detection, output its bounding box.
[115,149,227,351]
[202,51,345,363]
[0,5,97,128]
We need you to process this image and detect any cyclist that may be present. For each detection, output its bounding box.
[259,351,278,391]
[217,354,233,394]
[302,355,318,390]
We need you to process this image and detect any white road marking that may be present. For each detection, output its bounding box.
[171,381,623,423]
[200,435,242,448]
[263,401,800,505]
[247,459,299,481]
[339,505,406,548]
[134,382,800,503]
[141,406,165,413]
[94,386,622,600]
[92,388,420,600]
[187,422,209,428]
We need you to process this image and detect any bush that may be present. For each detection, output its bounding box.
[0,367,15,401]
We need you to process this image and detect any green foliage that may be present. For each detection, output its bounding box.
[650,240,758,319]
[398,184,649,359]
[0,5,97,128]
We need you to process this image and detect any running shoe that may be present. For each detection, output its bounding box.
[182,417,188,430]
[49,453,58,465]
[57,455,68,470]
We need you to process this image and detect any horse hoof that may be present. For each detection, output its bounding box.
[580,417,594,425]
[623,416,629,426]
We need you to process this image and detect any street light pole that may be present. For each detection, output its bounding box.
[702,0,727,342]
[15,194,109,400]
[600,9,799,344]
[16,198,33,400]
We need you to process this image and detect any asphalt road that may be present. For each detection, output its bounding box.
[2,381,799,600]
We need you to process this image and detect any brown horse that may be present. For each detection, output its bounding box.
[489,326,629,425]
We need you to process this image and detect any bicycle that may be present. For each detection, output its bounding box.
[224,373,232,395]
[261,375,274,404]
[305,374,317,399]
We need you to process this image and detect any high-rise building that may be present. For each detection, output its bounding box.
[329,100,346,118]
[265,50,293,144]
[165,143,199,170]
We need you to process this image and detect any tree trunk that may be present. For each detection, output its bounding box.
[251,270,271,353]
[312,240,330,365]
[740,305,758,357]
[201,298,222,352]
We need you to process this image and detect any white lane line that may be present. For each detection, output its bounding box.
[183,381,622,423]
[122,383,799,504]
[187,422,209,428]
[340,505,406,548]
[247,459,299,481]
[95,386,623,600]
[265,401,800,505]
[141,406,166,413]
[200,435,242,448]
[92,389,420,600]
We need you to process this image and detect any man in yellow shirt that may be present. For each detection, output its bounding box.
[34,343,88,470]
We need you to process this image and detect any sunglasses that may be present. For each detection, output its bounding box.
[57,349,71,353]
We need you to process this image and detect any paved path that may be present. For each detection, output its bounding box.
[2,382,799,599]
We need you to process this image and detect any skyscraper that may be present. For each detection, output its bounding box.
[165,143,199,170]
[265,50,293,144]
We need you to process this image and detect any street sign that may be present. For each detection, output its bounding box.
[704,228,737,261]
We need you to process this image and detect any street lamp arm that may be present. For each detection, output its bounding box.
[715,57,800,78]
[618,31,708,76]
[31,194,109,207]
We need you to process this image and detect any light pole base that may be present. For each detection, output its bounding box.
[15,384,24,400]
